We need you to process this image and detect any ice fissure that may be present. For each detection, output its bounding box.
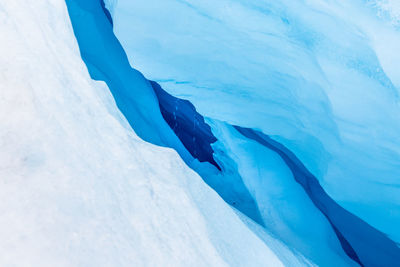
[65,0,400,266]
[234,126,400,266]
[2,1,301,265]
[65,0,264,230]
[150,80,221,170]
[97,2,221,169]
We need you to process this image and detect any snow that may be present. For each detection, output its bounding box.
[0,1,305,266]
[2,0,400,265]
[112,0,400,247]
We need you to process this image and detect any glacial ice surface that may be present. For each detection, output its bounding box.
[112,0,400,246]
[0,1,307,266]
[1,0,400,266]
[104,0,400,265]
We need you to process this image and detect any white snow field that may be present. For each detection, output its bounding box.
[0,1,310,266]
[112,0,400,246]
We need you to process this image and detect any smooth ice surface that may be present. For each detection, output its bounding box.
[0,1,306,266]
[112,0,400,245]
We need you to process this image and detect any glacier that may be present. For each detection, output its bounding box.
[1,0,400,266]
[0,0,306,266]
[105,0,400,265]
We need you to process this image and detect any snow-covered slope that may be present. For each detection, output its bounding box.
[0,1,308,266]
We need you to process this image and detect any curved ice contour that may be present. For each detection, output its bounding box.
[234,126,400,266]
[112,0,400,244]
[1,1,308,266]
[65,0,400,266]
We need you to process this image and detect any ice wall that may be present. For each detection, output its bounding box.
[107,0,400,266]
[68,0,271,233]
[112,0,400,249]
[0,0,306,266]
[233,126,400,266]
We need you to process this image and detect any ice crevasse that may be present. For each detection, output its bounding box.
[1,0,400,266]
[66,0,400,266]
[106,0,400,264]
[109,0,400,243]
[0,1,305,266]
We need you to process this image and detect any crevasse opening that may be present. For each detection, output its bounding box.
[65,0,400,266]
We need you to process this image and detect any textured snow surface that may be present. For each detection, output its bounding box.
[112,0,400,246]
[0,1,306,266]
[371,0,400,25]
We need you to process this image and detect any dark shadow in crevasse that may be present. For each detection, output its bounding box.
[150,81,221,170]
[100,0,113,26]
